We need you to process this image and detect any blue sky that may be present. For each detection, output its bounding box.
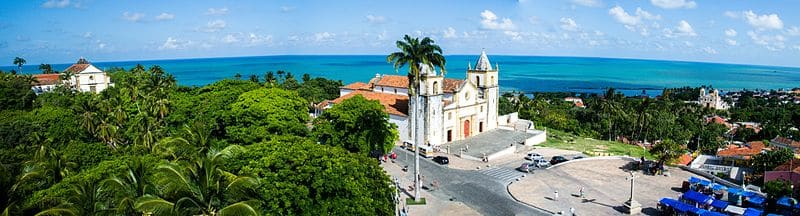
[2,0,800,67]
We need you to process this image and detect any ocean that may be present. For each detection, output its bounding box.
[5,55,800,96]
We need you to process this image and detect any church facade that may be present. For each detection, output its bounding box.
[320,51,505,146]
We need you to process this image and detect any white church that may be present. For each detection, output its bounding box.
[318,51,537,147]
[31,58,113,94]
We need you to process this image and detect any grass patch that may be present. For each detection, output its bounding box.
[405,197,427,205]
[540,129,654,159]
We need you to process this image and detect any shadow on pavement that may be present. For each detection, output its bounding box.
[642,207,659,215]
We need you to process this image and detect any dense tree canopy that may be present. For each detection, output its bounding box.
[313,95,398,156]
[226,88,309,144]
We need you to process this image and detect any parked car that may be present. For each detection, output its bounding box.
[532,159,550,168]
[517,162,534,173]
[550,156,569,165]
[573,155,585,160]
[524,152,544,160]
[433,156,449,165]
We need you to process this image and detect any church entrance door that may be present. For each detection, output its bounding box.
[463,120,470,137]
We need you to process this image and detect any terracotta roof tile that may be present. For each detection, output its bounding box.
[443,78,464,93]
[32,74,61,86]
[64,64,90,74]
[315,100,333,110]
[771,136,800,148]
[375,75,409,89]
[717,141,765,159]
[341,82,372,90]
[331,90,409,116]
[773,158,800,174]
[676,154,694,166]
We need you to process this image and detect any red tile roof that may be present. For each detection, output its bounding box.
[443,78,464,93]
[64,63,90,74]
[375,75,409,89]
[676,154,694,166]
[773,158,800,174]
[706,116,732,128]
[331,90,409,116]
[315,100,333,110]
[341,82,371,90]
[771,136,800,149]
[32,74,61,86]
[717,141,765,159]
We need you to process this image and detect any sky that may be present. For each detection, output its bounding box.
[2,0,800,67]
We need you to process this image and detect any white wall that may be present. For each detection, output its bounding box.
[339,88,353,97]
[390,114,409,142]
[374,85,408,96]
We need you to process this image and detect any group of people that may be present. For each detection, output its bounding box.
[552,186,586,216]
[639,156,665,175]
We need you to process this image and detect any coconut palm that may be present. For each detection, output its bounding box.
[36,179,113,216]
[12,57,25,74]
[38,64,53,74]
[135,145,259,216]
[102,158,153,215]
[386,35,446,202]
[12,146,76,192]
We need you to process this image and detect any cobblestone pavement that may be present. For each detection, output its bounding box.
[508,158,707,215]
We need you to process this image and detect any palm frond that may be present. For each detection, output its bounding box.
[135,195,176,216]
[34,207,78,216]
[218,201,260,216]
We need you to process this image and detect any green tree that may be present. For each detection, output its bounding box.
[763,179,792,200]
[13,57,26,74]
[313,95,398,156]
[102,157,154,215]
[297,76,342,104]
[38,64,53,74]
[226,88,309,144]
[248,74,259,83]
[750,148,793,174]
[649,139,684,164]
[0,73,36,110]
[281,72,300,90]
[135,146,259,216]
[387,34,446,202]
[231,138,394,215]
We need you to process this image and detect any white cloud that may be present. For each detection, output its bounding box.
[206,7,229,16]
[608,6,659,36]
[122,12,144,22]
[280,6,295,12]
[725,29,737,37]
[247,33,273,46]
[201,20,226,32]
[155,13,175,21]
[158,37,192,50]
[366,15,386,24]
[223,34,239,43]
[560,18,579,31]
[314,32,335,42]
[571,0,602,7]
[725,39,738,46]
[702,47,717,54]
[42,0,70,8]
[787,26,800,36]
[98,43,106,49]
[480,10,515,30]
[675,20,697,36]
[794,45,800,51]
[503,31,522,40]
[724,11,739,19]
[650,0,696,9]
[82,32,93,38]
[748,31,786,51]
[743,10,783,30]
[443,27,457,38]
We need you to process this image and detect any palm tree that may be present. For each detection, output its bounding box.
[135,145,259,216]
[12,146,76,192]
[39,64,53,74]
[13,57,26,74]
[102,158,153,215]
[386,35,446,202]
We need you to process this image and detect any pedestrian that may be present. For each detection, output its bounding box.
[554,190,559,201]
[570,207,575,216]
[579,186,585,198]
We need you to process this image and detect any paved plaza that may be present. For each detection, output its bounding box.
[508,157,707,215]
[448,129,537,159]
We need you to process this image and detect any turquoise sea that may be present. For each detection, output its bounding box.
[6,55,800,96]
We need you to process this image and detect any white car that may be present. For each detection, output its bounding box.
[525,152,544,160]
[532,159,550,168]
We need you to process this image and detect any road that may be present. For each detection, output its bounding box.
[393,147,550,216]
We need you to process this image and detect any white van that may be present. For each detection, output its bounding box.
[418,145,434,158]
[403,140,415,152]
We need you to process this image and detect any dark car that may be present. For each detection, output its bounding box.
[433,156,449,165]
[550,156,569,165]
[517,162,534,173]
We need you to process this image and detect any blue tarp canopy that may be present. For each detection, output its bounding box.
[684,190,712,204]
[742,191,757,197]
[710,183,727,191]
[727,187,743,195]
[660,198,696,213]
[711,199,729,209]
[698,179,712,186]
[776,196,797,207]
[689,176,702,184]
[743,208,763,216]
[748,196,766,205]
[795,202,800,209]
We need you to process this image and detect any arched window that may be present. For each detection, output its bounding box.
[433,81,439,94]
[476,76,481,86]
[491,76,494,86]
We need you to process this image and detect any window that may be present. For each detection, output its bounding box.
[89,85,97,93]
[476,76,481,86]
[448,112,452,120]
[479,122,483,132]
[381,87,384,92]
[465,92,470,100]
[447,130,452,142]
[394,89,397,94]
[433,81,439,94]
[89,76,94,80]
[491,76,494,85]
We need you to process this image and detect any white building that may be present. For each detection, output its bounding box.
[321,51,527,147]
[699,87,729,110]
[31,74,62,94]
[64,58,112,93]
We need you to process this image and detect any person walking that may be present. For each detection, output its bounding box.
[579,186,585,198]
[554,190,559,201]
[570,207,575,216]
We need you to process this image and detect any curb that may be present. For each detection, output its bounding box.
[506,181,556,215]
